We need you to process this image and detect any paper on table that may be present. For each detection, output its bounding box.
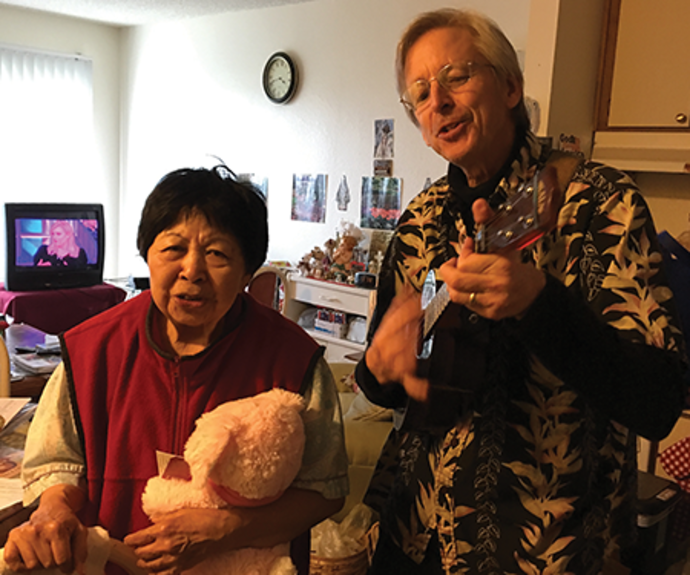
[0,398,30,430]
[0,477,23,510]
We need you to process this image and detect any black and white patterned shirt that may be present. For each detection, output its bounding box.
[357,131,687,574]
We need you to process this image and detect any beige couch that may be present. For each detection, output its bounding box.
[329,363,393,521]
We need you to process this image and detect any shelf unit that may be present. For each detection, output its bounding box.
[284,274,376,363]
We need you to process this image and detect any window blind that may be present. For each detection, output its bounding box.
[0,46,95,202]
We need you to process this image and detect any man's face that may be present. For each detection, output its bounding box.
[404,27,522,182]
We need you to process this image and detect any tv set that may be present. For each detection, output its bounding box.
[4,203,105,291]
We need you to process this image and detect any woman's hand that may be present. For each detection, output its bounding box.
[365,286,429,402]
[125,488,341,575]
[440,198,546,320]
[3,484,88,573]
[125,507,237,574]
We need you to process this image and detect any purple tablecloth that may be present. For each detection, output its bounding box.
[0,283,127,335]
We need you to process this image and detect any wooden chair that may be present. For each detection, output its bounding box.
[0,337,11,398]
[247,265,288,313]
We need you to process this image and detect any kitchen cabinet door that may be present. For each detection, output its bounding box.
[607,0,690,128]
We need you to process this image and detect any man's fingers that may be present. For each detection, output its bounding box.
[388,286,423,321]
[472,198,495,226]
[402,374,429,402]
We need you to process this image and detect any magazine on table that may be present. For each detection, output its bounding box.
[11,352,61,375]
[0,398,36,479]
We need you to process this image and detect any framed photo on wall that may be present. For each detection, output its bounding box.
[291,173,327,223]
[360,176,401,230]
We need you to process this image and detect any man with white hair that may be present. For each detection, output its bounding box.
[356,8,686,574]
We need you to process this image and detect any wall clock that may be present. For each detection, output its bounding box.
[262,52,298,104]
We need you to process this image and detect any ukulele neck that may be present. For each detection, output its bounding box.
[423,283,450,340]
[421,170,550,340]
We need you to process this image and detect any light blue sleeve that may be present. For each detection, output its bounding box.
[21,362,85,506]
[292,356,350,500]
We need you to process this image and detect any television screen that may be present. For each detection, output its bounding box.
[5,203,105,291]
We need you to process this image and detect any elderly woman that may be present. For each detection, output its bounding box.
[5,166,348,574]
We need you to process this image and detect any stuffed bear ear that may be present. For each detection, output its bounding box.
[266,388,306,414]
[185,407,239,489]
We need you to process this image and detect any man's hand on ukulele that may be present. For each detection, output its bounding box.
[365,286,429,402]
[440,198,546,321]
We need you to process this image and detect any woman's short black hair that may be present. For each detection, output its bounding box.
[137,165,268,275]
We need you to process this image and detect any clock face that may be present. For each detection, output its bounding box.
[263,52,297,104]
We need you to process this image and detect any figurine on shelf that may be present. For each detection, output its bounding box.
[295,222,365,282]
[323,238,337,265]
[297,254,311,277]
[309,246,327,271]
[311,258,326,279]
[332,236,358,268]
[369,250,385,276]
[330,221,364,282]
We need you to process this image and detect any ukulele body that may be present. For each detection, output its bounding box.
[404,301,489,434]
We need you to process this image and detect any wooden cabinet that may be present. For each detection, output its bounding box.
[591,0,690,171]
[598,0,690,129]
[284,274,376,363]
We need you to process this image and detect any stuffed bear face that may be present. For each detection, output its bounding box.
[185,389,306,501]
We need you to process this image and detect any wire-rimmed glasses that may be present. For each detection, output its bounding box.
[400,61,492,113]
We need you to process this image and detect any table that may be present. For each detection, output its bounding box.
[0,282,126,335]
[6,323,54,400]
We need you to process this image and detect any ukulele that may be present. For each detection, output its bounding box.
[399,163,565,434]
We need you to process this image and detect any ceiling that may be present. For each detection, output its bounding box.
[0,0,314,26]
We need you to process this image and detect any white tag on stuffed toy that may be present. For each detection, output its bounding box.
[155,450,191,480]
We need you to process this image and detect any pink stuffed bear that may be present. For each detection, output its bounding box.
[141,388,307,575]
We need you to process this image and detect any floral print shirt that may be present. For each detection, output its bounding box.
[357,132,686,574]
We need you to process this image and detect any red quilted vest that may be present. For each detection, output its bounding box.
[61,290,320,542]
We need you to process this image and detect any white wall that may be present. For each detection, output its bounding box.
[0,5,121,281]
[118,0,531,276]
[2,1,686,284]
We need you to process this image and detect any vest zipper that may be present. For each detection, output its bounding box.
[171,357,184,453]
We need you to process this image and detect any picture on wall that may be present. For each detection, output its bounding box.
[374,160,393,177]
[360,176,401,230]
[291,173,327,223]
[336,175,351,211]
[373,119,394,160]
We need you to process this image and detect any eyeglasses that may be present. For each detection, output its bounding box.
[400,61,492,113]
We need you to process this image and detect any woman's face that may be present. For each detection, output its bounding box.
[51,226,68,247]
[147,211,251,348]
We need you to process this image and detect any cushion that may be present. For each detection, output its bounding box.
[343,391,393,422]
[329,362,359,393]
